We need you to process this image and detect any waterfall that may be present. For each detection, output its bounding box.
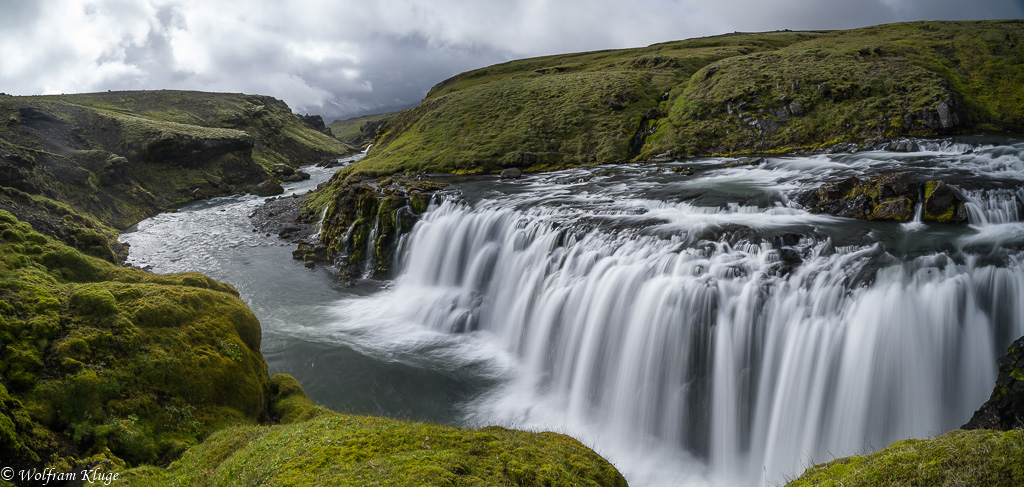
[361,194,1024,486]
[308,138,1024,486]
[310,203,331,242]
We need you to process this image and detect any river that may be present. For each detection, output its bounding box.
[120,136,1024,486]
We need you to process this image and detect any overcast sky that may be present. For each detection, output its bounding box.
[1,0,1021,122]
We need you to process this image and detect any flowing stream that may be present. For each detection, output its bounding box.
[121,137,1024,486]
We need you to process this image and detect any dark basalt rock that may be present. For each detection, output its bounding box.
[964,335,1024,430]
[500,168,523,179]
[252,179,284,196]
[805,172,966,223]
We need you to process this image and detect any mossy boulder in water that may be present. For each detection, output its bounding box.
[802,172,966,223]
[300,176,445,282]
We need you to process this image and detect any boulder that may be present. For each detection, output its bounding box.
[871,171,916,199]
[870,197,913,221]
[500,168,523,179]
[272,164,295,177]
[888,139,920,152]
[252,179,284,196]
[807,173,969,223]
[922,180,968,223]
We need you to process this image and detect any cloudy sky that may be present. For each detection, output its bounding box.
[1,0,1021,123]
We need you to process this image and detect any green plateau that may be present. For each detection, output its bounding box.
[337,20,1023,179]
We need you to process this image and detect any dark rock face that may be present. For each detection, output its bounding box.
[922,180,967,222]
[804,172,967,223]
[964,335,1024,430]
[303,177,445,283]
[298,114,330,134]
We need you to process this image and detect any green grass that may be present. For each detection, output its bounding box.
[328,112,396,147]
[0,89,355,256]
[343,20,1023,178]
[119,374,627,487]
[786,429,1024,487]
[0,210,269,471]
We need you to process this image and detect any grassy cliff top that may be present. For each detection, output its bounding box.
[342,20,1023,178]
[786,429,1024,486]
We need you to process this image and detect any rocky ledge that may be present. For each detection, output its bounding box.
[797,171,967,222]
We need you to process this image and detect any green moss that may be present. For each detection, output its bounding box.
[337,20,1023,179]
[787,429,1024,487]
[0,210,270,470]
[120,414,627,487]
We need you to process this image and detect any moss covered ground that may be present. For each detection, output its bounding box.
[120,374,627,487]
[328,112,397,149]
[786,429,1024,487]
[341,20,1023,178]
[0,210,269,474]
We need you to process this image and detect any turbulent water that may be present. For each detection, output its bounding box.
[122,137,1024,487]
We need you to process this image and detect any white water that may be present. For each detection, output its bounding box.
[121,137,1024,486]
[322,137,1024,486]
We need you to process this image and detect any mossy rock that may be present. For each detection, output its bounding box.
[0,210,270,471]
[120,414,627,487]
[787,429,1024,487]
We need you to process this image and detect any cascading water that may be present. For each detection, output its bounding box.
[324,137,1024,486]
[120,137,1024,487]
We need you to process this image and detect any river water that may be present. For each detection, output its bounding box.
[121,137,1024,486]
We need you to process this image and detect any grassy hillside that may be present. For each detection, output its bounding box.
[342,20,1022,177]
[0,90,354,257]
[328,112,397,148]
[786,429,1024,487]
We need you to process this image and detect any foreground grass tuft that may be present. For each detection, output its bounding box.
[786,429,1024,487]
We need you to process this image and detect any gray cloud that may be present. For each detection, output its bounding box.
[0,0,1020,123]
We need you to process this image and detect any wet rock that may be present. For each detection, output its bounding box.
[887,139,920,152]
[672,166,694,175]
[726,157,765,168]
[500,168,523,179]
[923,180,968,223]
[650,150,678,163]
[252,179,284,196]
[870,197,913,221]
[807,172,967,223]
[964,335,1024,430]
[873,172,916,199]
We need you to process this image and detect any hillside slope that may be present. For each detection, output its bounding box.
[0,90,354,258]
[344,20,1023,177]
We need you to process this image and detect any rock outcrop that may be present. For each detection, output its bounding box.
[799,172,967,223]
[296,176,444,282]
[963,335,1024,430]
